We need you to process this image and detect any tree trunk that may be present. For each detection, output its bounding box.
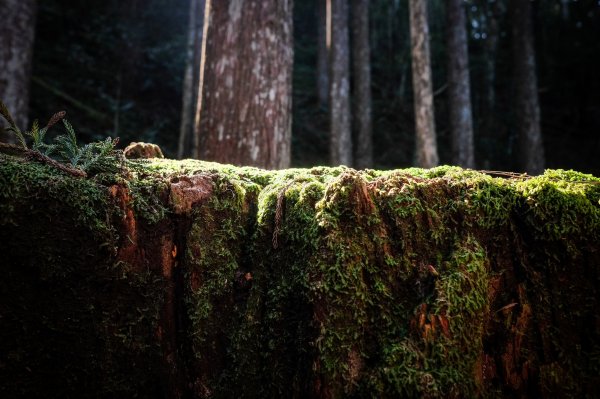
[330,0,352,166]
[0,0,36,142]
[317,0,330,109]
[481,0,504,169]
[409,0,438,168]
[178,0,205,159]
[352,0,373,169]
[446,0,474,168]
[510,0,544,174]
[196,0,293,169]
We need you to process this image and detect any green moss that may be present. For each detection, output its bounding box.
[2,155,599,397]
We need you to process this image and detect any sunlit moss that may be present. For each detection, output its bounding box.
[2,155,599,397]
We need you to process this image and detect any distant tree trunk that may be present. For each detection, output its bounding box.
[560,0,569,21]
[0,0,36,142]
[481,0,503,169]
[510,0,544,174]
[409,0,438,168]
[351,0,373,169]
[317,0,330,108]
[178,0,205,159]
[330,0,352,166]
[446,0,474,168]
[196,0,293,169]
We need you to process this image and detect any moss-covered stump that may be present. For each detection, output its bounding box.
[1,155,599,398]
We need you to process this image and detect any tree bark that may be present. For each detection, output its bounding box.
[330,0,352,166]
[196,0,293,169]
[510,0,544,174]
[409,0,438,168]
[317,0,330,109]
[0,0,36,142]
[446,0,474,168]
[178,0,205,159]
[352,0,373,169]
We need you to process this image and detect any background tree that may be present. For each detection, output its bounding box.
[178,0,205,159]
[477,0,505,169]
[317,0,330,109]
[446,0,474,168]
[329,0,352,166]
[409,0,438,168]
[0,0,36,142]
[18,0,600,175]
[196,0,293,169]
[510,0,544,174]
[352,0,373,169]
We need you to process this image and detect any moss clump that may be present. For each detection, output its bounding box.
[1,155,599,398]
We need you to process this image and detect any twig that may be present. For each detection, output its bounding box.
[0,142,87,178]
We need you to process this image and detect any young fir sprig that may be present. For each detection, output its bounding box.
[1,99,123,177]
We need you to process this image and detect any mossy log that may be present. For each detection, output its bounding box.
[1,154,599,398]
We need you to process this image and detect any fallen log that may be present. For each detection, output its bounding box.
[1,154,599,398]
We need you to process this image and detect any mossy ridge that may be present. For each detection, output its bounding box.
[2,154,600,397]
[115,161,600,397]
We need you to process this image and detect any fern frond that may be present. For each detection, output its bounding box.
[41,143,58,157]
[0,99,28,148]
[0,100,17,128]
[45,111,66,131]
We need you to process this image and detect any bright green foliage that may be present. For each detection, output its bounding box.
[1,101,123,175]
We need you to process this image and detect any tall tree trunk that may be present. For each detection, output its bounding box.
[446,0,474,168]
[196,0,293,169]
[352,0,373,169]
[481,0,504,169]
[0,0,36,142]
[409,0,438,168]
[178,0,205,159]
[510,0,544,174]
[329,0,352,166]
[317,0,330,108]
[560,0,569,21]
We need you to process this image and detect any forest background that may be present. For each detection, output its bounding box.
[1,0,599,175]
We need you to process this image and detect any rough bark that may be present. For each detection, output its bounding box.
[196,0,293,169]
[178,0,205,159]
[446,0,475,169]
[329,0,352,166]
[0,0,36,143]
[317,0,330,108]
[351,0,373,169]
[2,155,599,397]
[409,0,438,168]
[510,0,544,175]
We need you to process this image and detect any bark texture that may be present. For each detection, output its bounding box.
[196,0,293,169]
[329,0,352,166]
[511,0,545,175]
[409,0,438,168]
[2,156,599,398]
[178,0,205,159]
[0,0,36,143]
[352,0,373,169]
[317,0,330,108]
[446,0,474,168]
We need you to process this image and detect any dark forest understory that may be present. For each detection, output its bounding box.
[1,155,599,398]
